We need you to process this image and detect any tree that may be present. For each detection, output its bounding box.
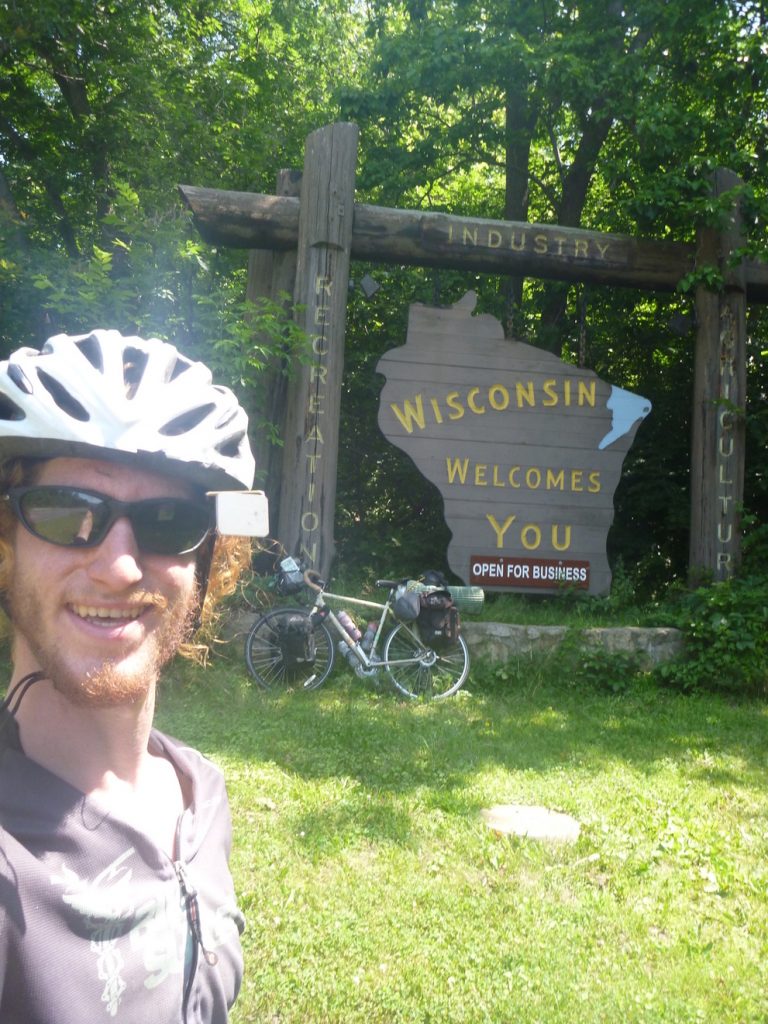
[341,0,767,322]
[0,0,368,476]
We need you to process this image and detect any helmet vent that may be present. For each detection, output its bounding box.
[0,393,25,421]
[160,403,215,436]
[123,347,149,399]
[169,356,193,381]
[75,335,104,372]
[217,430,246,458]
[8,363,33,395]
[215,407,238,429]
[37,369,90,422]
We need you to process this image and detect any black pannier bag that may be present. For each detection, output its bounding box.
[276,555,305,596]
[276,613,316,670]
[393,583,421,622]
[417,589,460,649]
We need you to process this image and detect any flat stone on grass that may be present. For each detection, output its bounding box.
[481,804,581,842]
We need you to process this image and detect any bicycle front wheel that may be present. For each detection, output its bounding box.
[244,608,335,692]
[383,623,470,699]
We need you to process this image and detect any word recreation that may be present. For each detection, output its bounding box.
[297,273,336,567]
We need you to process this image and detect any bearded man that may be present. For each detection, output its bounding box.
[0,330,267,1023]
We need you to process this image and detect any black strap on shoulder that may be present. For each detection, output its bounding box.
[0,671,46,748]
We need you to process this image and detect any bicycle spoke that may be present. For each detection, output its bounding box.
[245,608,334,691]
[383,623,470,699]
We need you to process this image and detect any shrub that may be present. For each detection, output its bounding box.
[656,574,768,695]
[569,644,645,695]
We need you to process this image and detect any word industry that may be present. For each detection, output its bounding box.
[445,221,613,262]
[470,556,590,590]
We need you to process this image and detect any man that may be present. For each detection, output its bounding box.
[0,330,267,1023]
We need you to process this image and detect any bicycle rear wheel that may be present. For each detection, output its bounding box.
[244,607,335,692]
[383,624,470,699]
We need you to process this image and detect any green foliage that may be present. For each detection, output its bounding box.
[0,0,362,461]
[657,574,768,696]
[742,514,768,574]
[0,4,352,327]
[564,641,645,697]
[677,264,725,294]
[480,635,646,698]
[480,560,655,629]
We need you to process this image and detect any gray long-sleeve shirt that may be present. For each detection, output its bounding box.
[0,710,244,1023]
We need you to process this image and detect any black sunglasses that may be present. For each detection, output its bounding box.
[5,485,213,556]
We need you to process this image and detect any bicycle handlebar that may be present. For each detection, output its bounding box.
[302,571,402,593]
[303,568,325,592]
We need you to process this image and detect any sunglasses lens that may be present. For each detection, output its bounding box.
[18,488,107,546]
[130,500,211,555]
[14,488,210,555]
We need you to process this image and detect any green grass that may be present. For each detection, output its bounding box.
[478,593,647,625]
[156,656,768,1024]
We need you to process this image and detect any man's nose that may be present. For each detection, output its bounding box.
[85,517,144,587]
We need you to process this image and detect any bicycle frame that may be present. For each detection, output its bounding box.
[308,584,435,677]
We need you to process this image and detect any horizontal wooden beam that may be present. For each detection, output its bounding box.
[179,185,768,301]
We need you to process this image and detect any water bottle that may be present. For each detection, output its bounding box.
[337,610,361,642]
[361,621,377,652]
[338,640,359,668]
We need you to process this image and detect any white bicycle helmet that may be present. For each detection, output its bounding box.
[0,329,256,491]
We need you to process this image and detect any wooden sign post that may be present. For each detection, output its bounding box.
[690,170,748,583]
[179,125,767,582]
[276,123,358,573]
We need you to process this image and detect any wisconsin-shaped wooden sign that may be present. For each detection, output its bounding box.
[376,292,651,594]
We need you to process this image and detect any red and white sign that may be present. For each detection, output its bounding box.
[470,556,590,590]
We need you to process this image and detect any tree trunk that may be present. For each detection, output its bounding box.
[537,110,614,353]
[0,166,29,254]
[245,169,302,532]
[502,82,536,336]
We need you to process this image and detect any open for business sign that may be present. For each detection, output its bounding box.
[469,555,591,590]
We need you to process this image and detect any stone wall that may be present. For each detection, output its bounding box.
[228,609,683,671]
[461,621,683,670]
